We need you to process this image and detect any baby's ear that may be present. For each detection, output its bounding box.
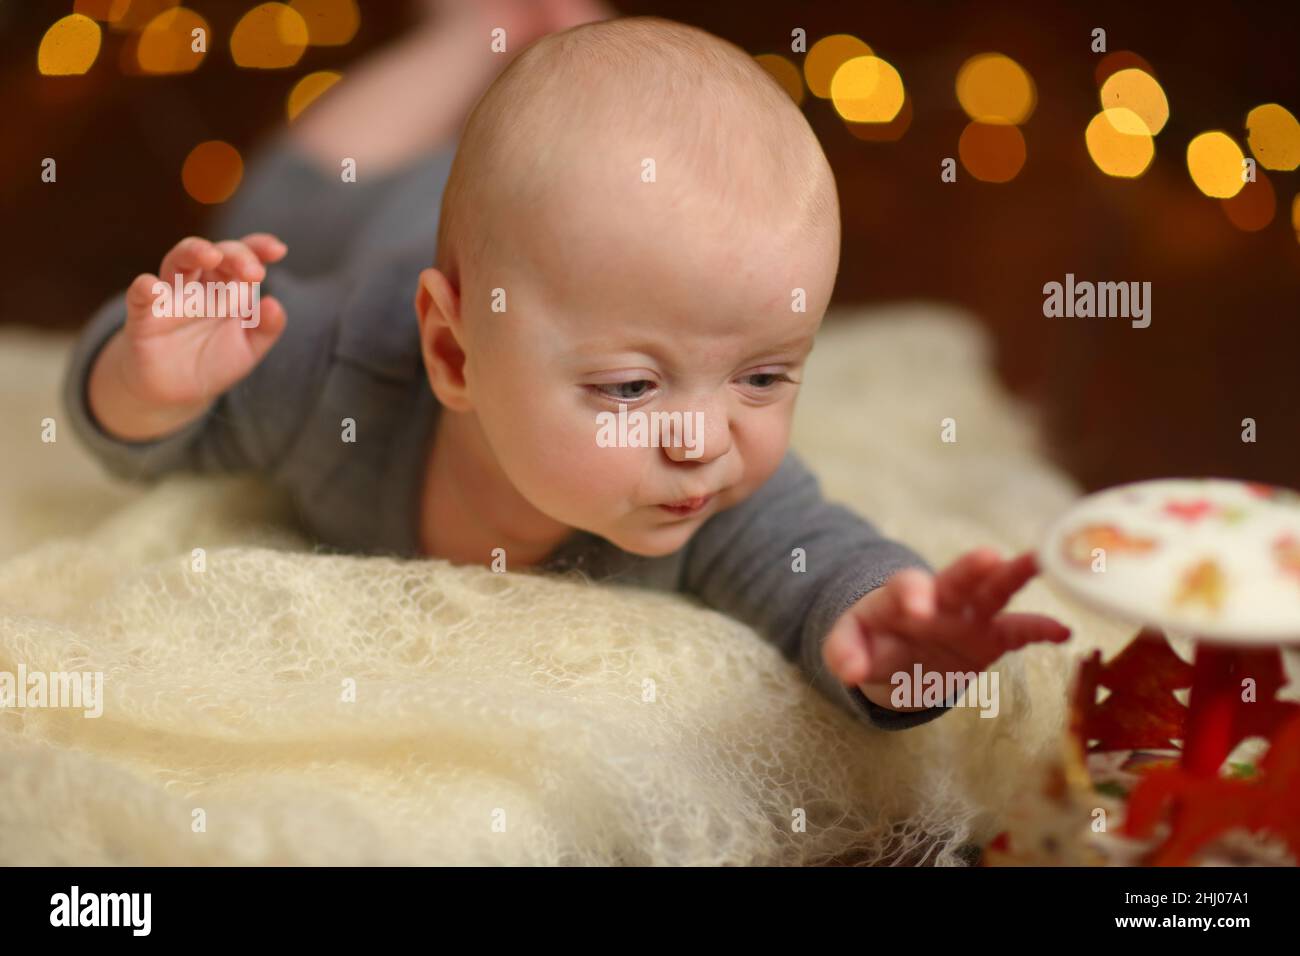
[414,267,459,332]
[415,268,472,411]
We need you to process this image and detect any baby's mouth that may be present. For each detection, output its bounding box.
[658,495,714,517]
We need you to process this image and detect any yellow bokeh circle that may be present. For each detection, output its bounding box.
[805,34,872,99]
[1245,104,1300,172]
[956,53,1036,125]
[138,7,210,74]
[231,3,308,69]
[1086,108,1155,178]
[1099,69,1168,135]
[38,14,102,76]
[830,56,904,124]
[1187,131,1246,199]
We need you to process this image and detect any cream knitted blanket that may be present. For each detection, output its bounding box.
[0,304,1132,865]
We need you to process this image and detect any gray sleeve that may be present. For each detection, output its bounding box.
[212,136,456,278]
[60,264,345,482]
[681,450,958,731]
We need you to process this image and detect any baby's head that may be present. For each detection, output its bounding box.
[417,16,839,558]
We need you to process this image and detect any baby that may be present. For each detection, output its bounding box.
[64,15,1071,733]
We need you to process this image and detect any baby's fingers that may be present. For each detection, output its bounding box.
[822,616,872,685]
[988,612,1071,653]
[968,551,1038,620]
[239,233,288,264]
[125,272,191,332]
[212,240,267,283]
[865,567,937,628]
[125,273,162,317]
[935,547,1002,612]
[158,236,221,284]
[243,295,286,364]
[826,570,937,684]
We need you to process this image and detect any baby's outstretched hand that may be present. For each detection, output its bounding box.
[821,548,1071,709]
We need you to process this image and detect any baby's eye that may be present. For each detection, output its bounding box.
[739,372,795,389]
[594,380,656,401]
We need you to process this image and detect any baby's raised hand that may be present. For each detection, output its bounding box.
[821,549,1071,710]
[119,234,288,409]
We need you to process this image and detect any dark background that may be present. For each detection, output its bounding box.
[3,0,1297,492]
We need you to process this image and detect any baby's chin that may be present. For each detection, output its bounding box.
[598,515,706,559]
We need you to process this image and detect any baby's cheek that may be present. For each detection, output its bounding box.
[517,406,634,505]
[547,435,639,502]
[736,415,791,485]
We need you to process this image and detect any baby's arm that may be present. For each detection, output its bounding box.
[825,550,1070,715]
[681,452,1073,730]
[64,235,344,481]
[680,451,948,730]
[86,235,286,443]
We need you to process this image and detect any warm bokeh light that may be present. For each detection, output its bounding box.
[137,7,209,74]
[830,56,904,123]
[958,122,1026,182]
[231,3,308,69]
[1187,131,1246,199]
[38,14,102,76]
[804,34,872,99]
[287,70,343,121]
[289,0,360,46]
[113,0,180,32]
[1094,50,1156,88]
[1221,172,1275,232]
[1085,108,1155,178]
[74,0,130,22]
[754,53,804,106]
[1293,194,1300,240]
[182,141,244,204]
[845,94,913,142]
[955,53,1036,125]
[1245,104,1300,172]
[1099,68,1168,135]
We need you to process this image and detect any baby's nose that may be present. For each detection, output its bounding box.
[660,398,730,464]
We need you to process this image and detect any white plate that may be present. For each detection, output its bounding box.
[1038,478,1300,645]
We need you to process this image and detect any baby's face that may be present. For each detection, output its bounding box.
[458,162,836,557]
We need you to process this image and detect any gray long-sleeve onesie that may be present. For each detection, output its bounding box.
[60,143,952,733]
